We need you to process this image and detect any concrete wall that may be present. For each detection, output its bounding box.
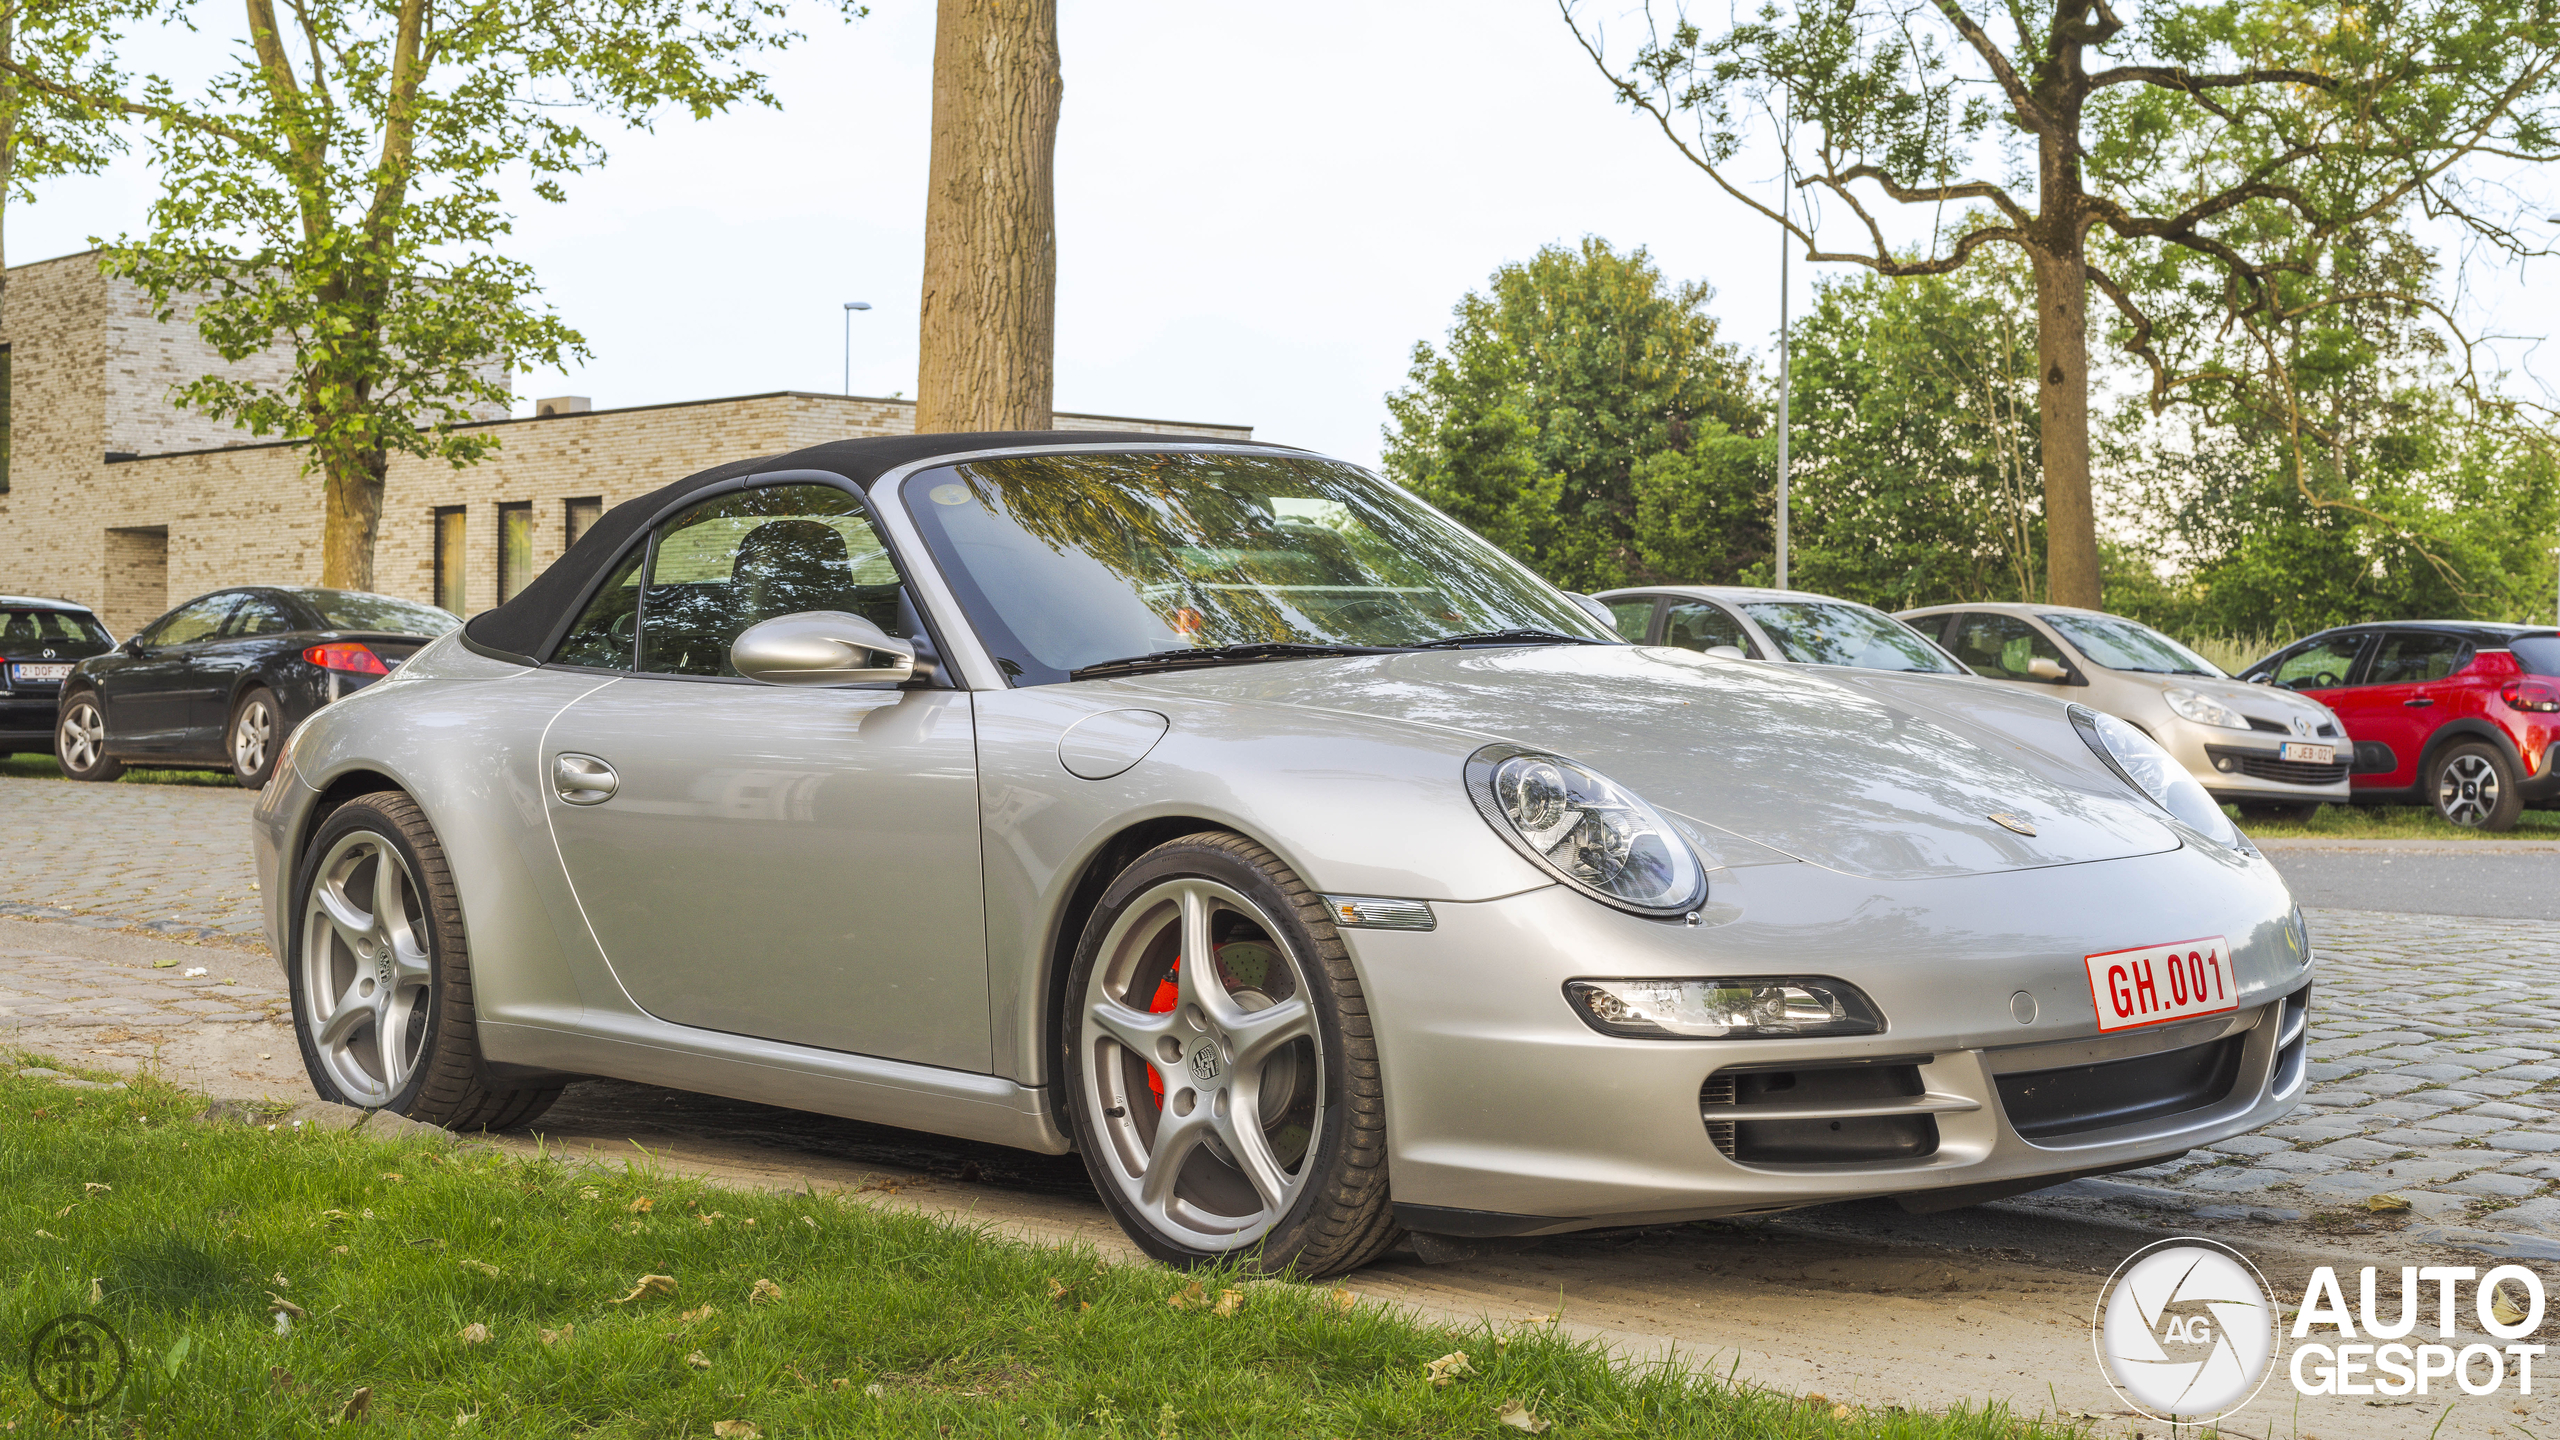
[0,251,1255,637]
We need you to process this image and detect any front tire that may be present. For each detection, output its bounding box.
[1060,832,1397,1277]
[229,687,283,789]
[2430,742,2522,831]
[288,792,561,1128]
[54,694,124,781]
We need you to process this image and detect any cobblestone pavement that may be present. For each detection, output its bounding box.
[0,776,264,943]
[4,771,2559,1261]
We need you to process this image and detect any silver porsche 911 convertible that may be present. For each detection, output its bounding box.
[251,432,2311,1276]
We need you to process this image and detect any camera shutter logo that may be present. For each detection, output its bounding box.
[26,1313,129,1415]
[2093,1239,2278,1423]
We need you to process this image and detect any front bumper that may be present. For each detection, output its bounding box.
[1346,843,2308,1233]
[2152,718,2350,802]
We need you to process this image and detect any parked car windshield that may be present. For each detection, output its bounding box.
[1,607,113,651]
[1736,601,1962,674]
[308,591,460,635]
[2511,636,2560,676]
[900,452,1612,684]
[2041,612,2221,676]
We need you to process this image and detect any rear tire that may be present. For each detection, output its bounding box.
[229,687,283,789]
[54,693,124,782]
[287,791,562,1128]
[1059,832,1398,1278]
[2429,742,2522,831]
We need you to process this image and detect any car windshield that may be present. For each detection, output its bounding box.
[2512,636,2560,676]
[308,591,460,636]
[2041,613,2221,676]
[1736,601,1962,674]
[1,607,112,650]
[899,452,1613,684]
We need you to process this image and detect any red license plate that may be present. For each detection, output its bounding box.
[2084,936,2237,1032]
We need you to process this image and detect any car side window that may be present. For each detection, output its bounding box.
[1944,613,2067,681]
[2365,632,2473,686]
[2270,635,2364,691]
[223,595,297,638]
[1662,601,1752,655]
[551,546,650,670]
[1606,597,1655,643]
[143,594,241,648]
[635,483,908,678]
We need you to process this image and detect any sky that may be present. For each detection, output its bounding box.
[13,1,2559,472]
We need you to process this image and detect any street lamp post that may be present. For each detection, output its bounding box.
[843,301,872,395]
[1775,97,1792,592]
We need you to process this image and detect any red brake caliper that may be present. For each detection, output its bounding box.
[1146,959,1181,1107]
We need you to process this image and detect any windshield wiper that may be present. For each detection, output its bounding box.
[1403,627,1612,650]
[1070,641,1398,681]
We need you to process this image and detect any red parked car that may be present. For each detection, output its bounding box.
[2239,622,2560,830]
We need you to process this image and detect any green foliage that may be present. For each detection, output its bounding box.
[1783,254,2045,611]
[8,0,860,585]
[0,1065,2102,1437]
[1383,238,1764,592]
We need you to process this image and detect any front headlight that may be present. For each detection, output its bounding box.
[2162,686,2249,730]
[2070,705,2252,853]
[1564,977,1883,1039]
[1465,745,1706,915]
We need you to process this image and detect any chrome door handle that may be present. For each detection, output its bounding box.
[553,753,618,805]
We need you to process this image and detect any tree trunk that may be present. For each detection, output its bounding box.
[915,0,1060,434]
[317,449,388,590]
[2030,245,2101,608]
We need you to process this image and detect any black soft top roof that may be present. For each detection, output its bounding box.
[461,429,1286,663]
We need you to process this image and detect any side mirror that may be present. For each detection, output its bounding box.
[2026,657,2068,682]
[1703,644,1747,660]
[1565,592,1617,630]
[731,611,915,687]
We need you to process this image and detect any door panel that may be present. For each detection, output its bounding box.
[190,594,300,754]
[2350,632,2476,788]
[101,594,239,751]
[545,682,988,1069]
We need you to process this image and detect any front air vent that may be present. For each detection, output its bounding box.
[1701,1060,1956,1165]
[1996,1033,2244,1140]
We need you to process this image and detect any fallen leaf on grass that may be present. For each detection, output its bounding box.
[748,1278,781,1306]
[1046,1277,1070,1302]
[337,1386,370,1423]
[83,1182,110,1195]
[864,1382,885,1397]
[459,1260,501,1278]
[268,1294,306,1319]
[332,1245,349,1255]
[684,1351,712,1370]
[696,1210,727,1227]
[1167,1281,1207,1310]
[1497,1398,1551,1433]
[677,1304,719,1325]
[578,1187,602,1202]
[2494,1282,2530,1327]
[1330,1287,1356,1311]
[1211,1288,1243,1318]
[1803,1393,1828,1406]
[452,1411,478,1430]
[625,1196,654,1214]
[2366,1193,2412,1214]
[711,1424,759,1439]
[87,1277,102,1305]
[379,1173,404,1185]
[610,1274,677,1304]
[268,1366,297,1393]
[1425,1352,1475,1387]
[540,1325,574,1346]
[800,1215,817,1229]
[272,1273,291,1289]
[152,958,179,969]
[1831,1405,1854,1420]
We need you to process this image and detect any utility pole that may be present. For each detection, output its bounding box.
[1774,96,1792,591]
[843,301,871,395]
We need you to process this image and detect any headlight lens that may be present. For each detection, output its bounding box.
[1466,745,1705,915]
[2070,705,2252,852]
[1564,977,1883,1039]
[2162,686,2249,730]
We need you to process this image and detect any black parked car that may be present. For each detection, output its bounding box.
[2,595,118,755]
[56,586,459,787]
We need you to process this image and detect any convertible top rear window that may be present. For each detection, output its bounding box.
[901,452,1608,685]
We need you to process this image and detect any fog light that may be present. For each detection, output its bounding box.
[1564,977,1883,1039]
[2215,755,2238,772]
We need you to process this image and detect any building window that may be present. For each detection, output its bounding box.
[433,506,467,615]
[565,496,603,550]
[496,501,533,604]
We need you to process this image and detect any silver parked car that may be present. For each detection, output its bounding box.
[1898,603,2351,822]
[252,434,2311,1276]
[1594,585,1965,674]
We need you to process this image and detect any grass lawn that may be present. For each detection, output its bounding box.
[2225,801,2560,841]
[0,753,234,786]
[0,1061,2094,1438]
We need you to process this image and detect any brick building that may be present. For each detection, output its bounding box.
[0,250,1252,637]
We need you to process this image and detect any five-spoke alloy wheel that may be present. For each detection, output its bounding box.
[54,695,124,782]
[1062,833,1396,1276]
[288,792,563,1127]
[231,688,282,788]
